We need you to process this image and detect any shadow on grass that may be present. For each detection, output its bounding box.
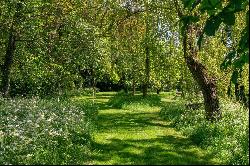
[96,112,170,132]
[106,92,161,109]
[90,136,215,165]
[88,92,217,165]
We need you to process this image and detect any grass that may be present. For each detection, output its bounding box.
[159,95,249,165]
[83,92,221,165]
[1,91,248,165]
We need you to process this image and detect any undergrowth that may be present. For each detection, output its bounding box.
[0,97,97,165]
[107,91,161,109]
[160,98,249,165]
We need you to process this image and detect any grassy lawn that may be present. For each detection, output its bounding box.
[2,91,247,165]
[75,92,221,165]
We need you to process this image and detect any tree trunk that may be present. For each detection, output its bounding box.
[172,0,221,121]
[235,83,239,101]
[143,46,150,97]
[185,56,221,121]
[183,26,221,121]
[1,31,16,97]
[91,69,96,98]
[132,78,135,96]
[156,88,160,95]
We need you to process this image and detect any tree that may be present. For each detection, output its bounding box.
[183,0,249,104]
[173,0,221,121]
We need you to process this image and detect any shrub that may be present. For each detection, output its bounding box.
[107,91,161,109]
[0,97,97,165]
[160,99,249,165]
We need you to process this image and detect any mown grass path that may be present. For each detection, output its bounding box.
[78,92,219,165]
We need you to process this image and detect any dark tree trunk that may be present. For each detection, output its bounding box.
[91,69,96,97]
[183,26,221,121]
[1,2,23,97]
[1,31,16,97]
[132,78,135,96]
[143,46,150,97]
[235,83,239,101]
[156,88,161,95]
[172,0,221,121]
[184,56,221,121]
[239,85,248,107]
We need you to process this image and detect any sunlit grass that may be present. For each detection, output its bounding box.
[1,91,246,165]
[90,92,220,165]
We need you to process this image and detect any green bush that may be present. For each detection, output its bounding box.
[107,91,161,109]
[0,97,97,165]
[160,99,249,165]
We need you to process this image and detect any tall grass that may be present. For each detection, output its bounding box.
[160,99,249,165]
[0,97,97,165]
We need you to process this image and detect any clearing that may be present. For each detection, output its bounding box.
[73,92,220,165]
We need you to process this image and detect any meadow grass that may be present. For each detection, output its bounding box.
[159,95,249,165]
[0,96,97,165]
[89,91,220,165]
[1,91,248,165]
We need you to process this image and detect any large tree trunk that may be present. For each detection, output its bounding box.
[1,31,16,97]
[143,46,150,97]
[185,55,221,121]
[172,0,221,121]
[183,26,221,121]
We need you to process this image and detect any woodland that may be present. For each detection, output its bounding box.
[0,0,249,165]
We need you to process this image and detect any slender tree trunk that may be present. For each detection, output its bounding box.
[143,46,150,97]
[132,77,135,96]
[1,30,16,97]
[1,2,23,97]
[91,69,96,98]
[183,26,221,121]
[235,83,239,101]
[156,88,160,95]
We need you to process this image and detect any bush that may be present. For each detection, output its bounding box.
[0,97,97,165]
[107,91,161,109]
[160,99,249,165]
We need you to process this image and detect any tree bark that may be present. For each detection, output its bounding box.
[183,26,221,121]
[235,83,239,101]
[1,30,16,97]
[132,77,135,96]
[185,55,221,121]
[156,88,160,95]
[1,2,23,97]
[143,45,150,97]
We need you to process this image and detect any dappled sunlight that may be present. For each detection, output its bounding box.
[89,92,219,165]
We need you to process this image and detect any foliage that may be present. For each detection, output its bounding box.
[0,97,97,165]
[160,98,249,165]
[181,0,249,86]
[107,91,161,109]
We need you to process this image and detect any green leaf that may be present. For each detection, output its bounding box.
[181,15,200,24]
[200,0,222,12]
[231,70,238,84]
[182,0,196,9]
[191,0,202,10]
[221,11,235,25]
[203,15,222,36]
[232,53,249,70]
[227,0,247,12]
[220,51,236,70]
[238,31,249,51]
